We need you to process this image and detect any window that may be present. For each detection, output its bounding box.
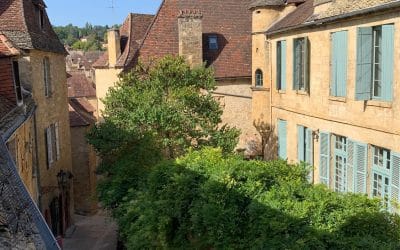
[277,119,287,159]
[334,135,347,192]
[330,31,348,97]
[293,37,309,92]
[43,57,51,97]
[45,123,60,167]
[208,35,218,50]
[39,8,45,29]
[12,60,23,105]
[255,69,263,87]
[356,24,394,101]
[371,146,391,208]
[276,40,286,91]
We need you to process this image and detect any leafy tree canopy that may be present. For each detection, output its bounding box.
[88,56,240,159]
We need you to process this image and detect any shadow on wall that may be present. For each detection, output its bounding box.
[246,118,277,160]
[0,0,12,17]
[202,33,227,67]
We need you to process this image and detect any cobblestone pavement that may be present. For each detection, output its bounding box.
[63,211,117,250]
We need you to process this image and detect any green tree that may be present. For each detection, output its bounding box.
[90,56,240,159]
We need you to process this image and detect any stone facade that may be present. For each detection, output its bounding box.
[251,0,400,205]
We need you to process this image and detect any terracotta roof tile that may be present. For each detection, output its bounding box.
[267,0,314,34]
[67,71,96,98]
[0,34,20,57]
[69,104,90,127]
[0,0,66,54]
[70,97,96,113]
[93,13,154,69]
[136,0,252,78]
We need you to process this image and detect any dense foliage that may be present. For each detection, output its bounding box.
[53,23,119,50]
[98,148,400,249]
[89,56,240,159]
[88,56,400,249]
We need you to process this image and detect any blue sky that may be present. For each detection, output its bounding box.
[45,0,162,27]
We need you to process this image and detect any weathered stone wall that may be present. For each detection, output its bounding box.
[214,78,260,155]
[265,12,400,185]
[71,125,98,215]
[24,50,73,231]
[6,116,39,203]
[178,10,203,67]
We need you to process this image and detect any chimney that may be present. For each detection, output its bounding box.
[178,9,203,68]
[313,0,333,16]
[107,29,121,68]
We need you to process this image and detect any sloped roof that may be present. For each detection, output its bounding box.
[92,13,154,69]
[69,104,90,127]
[267,0,314,34]
[0,0,66,54]
[0,34,21,57]
[0,95,15,119]
[135,0,253,79]
[249,0,286,9]
[67,71,96,98]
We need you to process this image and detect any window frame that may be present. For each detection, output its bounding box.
[43,57,51,97]
[372,26,383,100]
[333,135,348,193]
[255,69,263,87]
[12,60,23,105]
[293,37,309,92]
[208,35,218,50]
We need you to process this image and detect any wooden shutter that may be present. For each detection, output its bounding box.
[381,24,394,101]
[278,120,287,159]
[304,37,310,93]
[45,127,53,167]
[293,39,300,90]
[281,40,287,90]
[55,122,60,160]
[319,132,330,186]
[346,140,355,192]
[297,125,305,162]
[305,128,314,182]
[355,27,373,100]
[354,142,367,193]
[391,152,400,207]
[331,31,348,97]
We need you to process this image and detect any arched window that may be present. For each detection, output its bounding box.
[255,69,263,87]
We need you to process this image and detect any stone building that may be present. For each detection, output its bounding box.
[0,0,73,238]
[93,1,260,155]
[93,13,154,117]
[67,71,98,215]
[251,0,400,211]
[0,33,59,249]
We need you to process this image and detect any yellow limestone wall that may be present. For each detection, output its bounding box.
[263,12,400,187]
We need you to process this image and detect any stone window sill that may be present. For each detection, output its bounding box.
[366,100,392,109]
[251,86,270,91]
[295,90,309,96]
[277,90,286,94]
[328,96,346,102]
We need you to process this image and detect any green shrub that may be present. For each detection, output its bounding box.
[107,148,400,249]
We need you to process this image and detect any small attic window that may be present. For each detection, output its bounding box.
[208,35,218,50]
[38,7,45,29]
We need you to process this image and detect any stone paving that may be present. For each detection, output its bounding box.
[63,211,117,250]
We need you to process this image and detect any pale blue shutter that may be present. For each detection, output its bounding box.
[304,37,310,93]
[319,132,330,185]
[297,125,305,162]
[331,31,348,97]
[305,128,314,182]
[281,40,287,90]
[354,142,367,193]
[278,120,287,159]
[391,152,400,212]
[346,140,355,192]
[381,24,394,101]
[355,27,373,100]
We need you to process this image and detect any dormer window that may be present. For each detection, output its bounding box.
[12,61,23,105]
[208,35,218,50]
[39,8,45,29]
